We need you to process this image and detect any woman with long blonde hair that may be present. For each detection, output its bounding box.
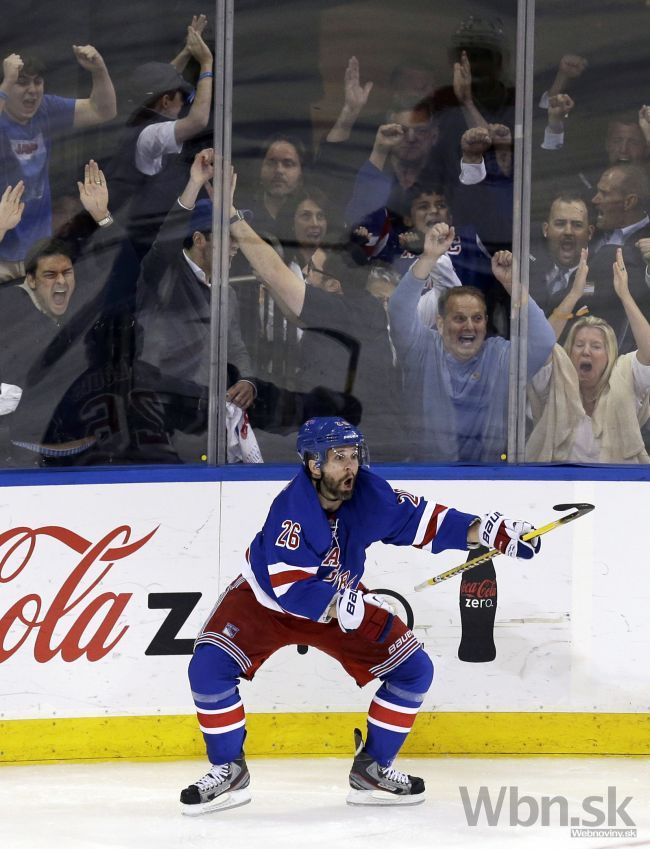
[527,248,650,463]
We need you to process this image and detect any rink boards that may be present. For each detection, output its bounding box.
[0,468,649,761]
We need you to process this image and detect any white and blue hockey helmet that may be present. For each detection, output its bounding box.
[296,417,369,469]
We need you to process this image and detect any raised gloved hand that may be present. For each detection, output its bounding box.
[478,511,541,560]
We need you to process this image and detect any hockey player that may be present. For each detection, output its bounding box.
[180,417,541,813]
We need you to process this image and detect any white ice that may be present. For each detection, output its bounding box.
[1,756,648,849]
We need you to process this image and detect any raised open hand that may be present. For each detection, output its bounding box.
[453,50,473,105]
[343,56,373,113]
[77,159,109,221]
[612,248,629,300]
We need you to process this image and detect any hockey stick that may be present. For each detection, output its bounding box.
[413,502,595,591]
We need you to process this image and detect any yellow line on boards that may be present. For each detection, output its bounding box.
[1,713,649,764]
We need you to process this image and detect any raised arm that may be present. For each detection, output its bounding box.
[326,56,373,144]
[548,248,588,339]
[0,54,23,117]
[453,51,488,130]
[368,122,405,172]
[171,15,208,72]
[639,105,650,147]
[344,125,403,227]
[76,159,111,224]
[173,30,213,144]
[459,126,490,185]
[138,146,214,279]
[178,147,214,210]
[229,171,306,316]
[546,53,588,100]
[72,45,117,128]
[388,222,455,360]
[0,181,24,243]
[488,123,513,178]
[541,93,575,151]
[613,248,650,365]
[490,250,514,296]
[412,222,456,280]
[491,250,557,375]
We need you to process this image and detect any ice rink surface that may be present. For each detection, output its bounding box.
[1,756,649,849]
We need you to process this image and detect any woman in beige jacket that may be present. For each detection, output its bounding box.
[527,248,650,463]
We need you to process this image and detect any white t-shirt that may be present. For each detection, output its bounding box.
[416,255,462,328]
[135,121,183,176]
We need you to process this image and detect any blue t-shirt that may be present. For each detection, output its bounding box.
[0,94,75,262]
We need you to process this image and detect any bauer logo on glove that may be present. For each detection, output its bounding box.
[478,511,541,560]
[337,585,365,632]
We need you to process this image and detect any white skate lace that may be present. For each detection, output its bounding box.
[196,764,229,790]
[379,766,409,785]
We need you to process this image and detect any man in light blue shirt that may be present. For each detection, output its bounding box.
[389,222,556,462]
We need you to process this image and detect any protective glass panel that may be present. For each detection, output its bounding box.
[228,0,521,464]
[528,1,650,464]
[0,4,216,467]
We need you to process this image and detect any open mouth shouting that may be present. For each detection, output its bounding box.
[458,331,477,348]
[437,293,488,362]
[341,474,354,491]
[570,326,608,390]
[51,286,70,311]
[27,254,76,320]
[558,236,576,261]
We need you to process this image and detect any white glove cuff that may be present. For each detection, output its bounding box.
[479,511,503,548]
[337,586,365,632]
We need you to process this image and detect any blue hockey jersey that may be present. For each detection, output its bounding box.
[241,467,477,621]
[344,160,495,294]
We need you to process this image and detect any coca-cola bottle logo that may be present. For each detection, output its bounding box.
[460,578,497,599]
[0,524,157,664]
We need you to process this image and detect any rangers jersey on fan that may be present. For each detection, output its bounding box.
[241,467,477,621]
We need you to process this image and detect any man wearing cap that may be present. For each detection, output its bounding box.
[107,27,214,259]
[0,47,116,281]
[135,147,256,414]
[133,149,363,462]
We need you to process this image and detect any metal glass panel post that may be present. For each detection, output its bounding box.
[507,0,536,463]
[207,0,234,464]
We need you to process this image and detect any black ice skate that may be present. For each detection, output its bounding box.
[180,752,251,815]
[347,728,425,806]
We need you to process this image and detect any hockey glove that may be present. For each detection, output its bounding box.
[337,588,395,642]
[478,511,541,560]
[337,585,365,633]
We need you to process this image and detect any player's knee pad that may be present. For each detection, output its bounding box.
[188,642,242,697]
[384,647,434,698]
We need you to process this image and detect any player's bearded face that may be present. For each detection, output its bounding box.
[317,447,360,502]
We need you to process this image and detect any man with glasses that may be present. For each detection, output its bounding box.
[345,99,440,227]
